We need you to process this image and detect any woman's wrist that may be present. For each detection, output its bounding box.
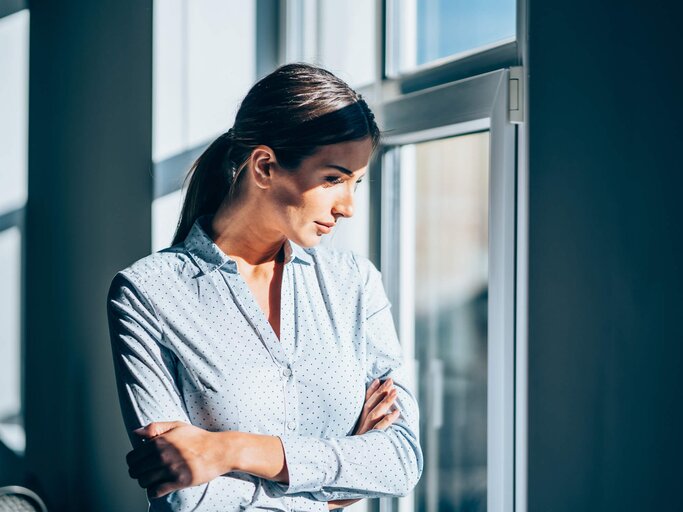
[227,431,289,483]
[215,430,244,475]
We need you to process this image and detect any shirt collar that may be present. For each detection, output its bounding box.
[184,214,314,275]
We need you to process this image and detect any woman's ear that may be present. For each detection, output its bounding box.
[250,145,278,189]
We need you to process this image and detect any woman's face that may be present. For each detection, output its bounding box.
[267,137,373,248]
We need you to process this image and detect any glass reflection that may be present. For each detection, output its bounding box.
[411,132,489,512]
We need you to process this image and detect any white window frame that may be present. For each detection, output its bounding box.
[379,69,517,512]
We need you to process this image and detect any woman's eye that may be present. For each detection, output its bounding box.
[324,176,345,185]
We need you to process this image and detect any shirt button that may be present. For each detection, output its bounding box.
[281,367,293,378]
[287,421,297,430]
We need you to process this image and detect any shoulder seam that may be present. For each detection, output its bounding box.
[121,268,167,344]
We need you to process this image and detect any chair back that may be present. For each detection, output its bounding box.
[0,486,47,512]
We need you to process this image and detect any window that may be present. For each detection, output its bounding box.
[387,0,516,75]
[412,133,490,511]
[380,68,518,512]
[285,0,376,88]
[0,6,29,455]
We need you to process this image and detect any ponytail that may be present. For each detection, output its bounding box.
[171,130,237,245]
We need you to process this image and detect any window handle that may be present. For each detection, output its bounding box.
[429,358,443,430]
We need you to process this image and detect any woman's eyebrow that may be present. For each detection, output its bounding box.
[324,164,353,176]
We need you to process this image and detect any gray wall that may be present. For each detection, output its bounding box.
[527,1,683,511]
[25,1,152,510]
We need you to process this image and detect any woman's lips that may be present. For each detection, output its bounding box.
[315,222,333,233]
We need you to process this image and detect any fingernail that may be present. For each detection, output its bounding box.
[371,379,379,388]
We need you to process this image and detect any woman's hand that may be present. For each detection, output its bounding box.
[353,378,400,435]
[127,421,235,499]
[327,378,400,510]
[328,498,365,510]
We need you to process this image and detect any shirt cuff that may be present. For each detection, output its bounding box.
[282,495,328,512]
[275,434,340,494]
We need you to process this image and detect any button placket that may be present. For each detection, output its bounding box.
[282,364,299,433]
[280,265,299,432]
[280,264,294,360]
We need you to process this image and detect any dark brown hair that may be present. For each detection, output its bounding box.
[171,62,381,246]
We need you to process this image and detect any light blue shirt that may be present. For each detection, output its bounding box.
[107,214,423,512]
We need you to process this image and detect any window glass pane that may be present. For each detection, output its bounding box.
[0,226,24,454]
[318,0,375,86]
[0,10,29,212]
[152,189,183,252]
[409,132,490,511]
[153,0,185,163]
[0,8,28,456]
[286,0,376,88]
[389,0,516,74]
[187,0,256,148]
[153,0,256,162]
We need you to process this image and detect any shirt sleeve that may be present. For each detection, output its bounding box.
[272,255,424,500]
[107,271,326,512]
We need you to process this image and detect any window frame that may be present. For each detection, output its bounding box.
[370,1,527,509]
[378,69,517,512]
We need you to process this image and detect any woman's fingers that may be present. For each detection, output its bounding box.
[363,378,394,412]
[353,378,399,435]
[373,408,401,430]
[133,421,184,439]
[126,433,174,470]
[127,421,185,468]
[359,387,398,433]
[136,466,172,489]
[128,448,167,479]
[125,421,230,497]
[328,499,362,510]
[147,480,182,499]
[126,440,159,468]
[369,388,398,422]
[364,379,380,400]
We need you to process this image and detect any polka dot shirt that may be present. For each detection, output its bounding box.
[107,214,423,511]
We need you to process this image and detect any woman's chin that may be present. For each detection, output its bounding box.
[292,230,324,248]
[299,235,323,248]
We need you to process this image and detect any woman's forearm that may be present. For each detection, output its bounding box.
[228,432,359,510]
[228,431,290,483]
[229,378,397,484]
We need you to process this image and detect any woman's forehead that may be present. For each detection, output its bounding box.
[309,138,373,172]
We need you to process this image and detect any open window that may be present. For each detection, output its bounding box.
[378,69,517,512]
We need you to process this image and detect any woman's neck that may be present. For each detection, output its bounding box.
[210,199,287,274]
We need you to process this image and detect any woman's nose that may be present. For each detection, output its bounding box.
[332,189,355,219]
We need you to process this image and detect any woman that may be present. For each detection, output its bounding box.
[107,63,423,512]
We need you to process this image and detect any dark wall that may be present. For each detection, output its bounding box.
[528,1,683,511]
[26,1,153,510]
